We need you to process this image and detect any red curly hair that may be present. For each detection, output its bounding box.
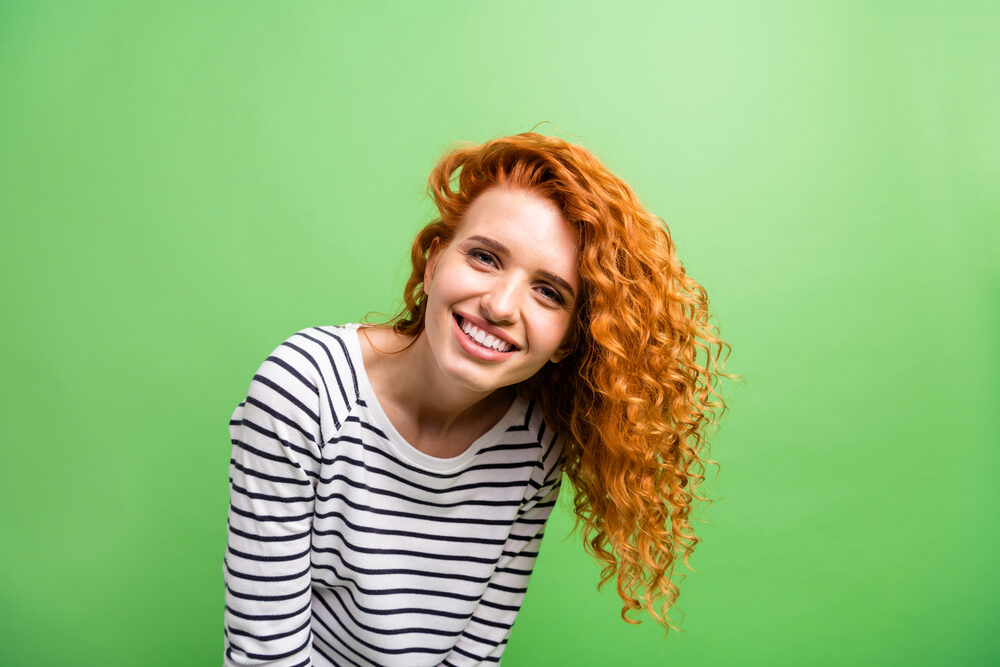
[386,131,734,632]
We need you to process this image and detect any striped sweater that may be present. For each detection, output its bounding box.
[224,324,565,666]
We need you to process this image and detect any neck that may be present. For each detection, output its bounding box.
[361,325,515,445]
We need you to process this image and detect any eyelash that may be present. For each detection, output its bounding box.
[465,249,566,306]
[467,249,497,266]
[538,286,565,305]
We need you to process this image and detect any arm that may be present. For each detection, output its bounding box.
[224,334,325,667]
[440,442,565,666]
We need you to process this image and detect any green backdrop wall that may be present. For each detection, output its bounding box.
[2,1,997,665]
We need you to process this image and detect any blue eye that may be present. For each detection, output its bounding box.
[467,249,497,266]
[538,285,565,305]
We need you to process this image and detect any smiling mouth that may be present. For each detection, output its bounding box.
[454,314,517,353]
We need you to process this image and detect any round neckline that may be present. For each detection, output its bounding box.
[340,323,527,473]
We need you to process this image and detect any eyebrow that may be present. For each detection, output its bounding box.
[465,235,577,299]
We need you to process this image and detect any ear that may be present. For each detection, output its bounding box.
[423,237,442,296]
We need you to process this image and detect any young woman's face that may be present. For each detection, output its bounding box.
[422,186,581,395]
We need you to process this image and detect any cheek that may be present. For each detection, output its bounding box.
[438,263,487,301]
[529,311,574,351]
[426,265,473,320]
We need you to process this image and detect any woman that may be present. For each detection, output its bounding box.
[224,132,732,666]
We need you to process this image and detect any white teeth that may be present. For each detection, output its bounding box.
[459,317,513,353]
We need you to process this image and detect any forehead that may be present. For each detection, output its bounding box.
[455,187,580,275]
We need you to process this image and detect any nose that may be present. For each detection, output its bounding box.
[480,277,520,325]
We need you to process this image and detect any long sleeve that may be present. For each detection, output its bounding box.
[224,334,326,667]
[439,438,565,666]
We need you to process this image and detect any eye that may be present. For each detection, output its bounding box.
[466,249,498,267]
[537,284,566,306]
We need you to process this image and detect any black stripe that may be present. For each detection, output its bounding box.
[518,496,556,515]
[345,413,387,440]
[230,479,312,504]
[228,521,310,544]
[317,455,530,494]
[252,369,320,443]
[326,433,540,480]
[310,592,452,658]
[264,352,319,400]
[313,510,506,546]
[514,514,553,526]
[450,644,500,663]
[224,598,310,622]
[312,528,498,566]
[315,492,515,526]
[229,405,244,427]
[486,581,528,595]
[520,482,560,511]
[320,586,466,637]
[502,531,541,544]
[226,581,310,603]
[313,543,492,584]
[313,329,361,401]
[264,352,322,439]
[312,631,367,667]
[539,426,561,475]
[466,614,513,631]
[476,597,521,613]
[474,441,542,456]
[317,473,521,510]
[227,630,312,662]
[232,414,323,473]
[230,456,311,487]
[228,544,309,563]
[311,573,471,619]
[460,628,501,648]
[505,398,535,432]
[311,610,391,667]
[284,337,340,434]
[310,560,483,602]
[230,502,311,524]
[225,558,309,583]
[296,330,351,415]
[225,619,310,645]
[232,429,314,468]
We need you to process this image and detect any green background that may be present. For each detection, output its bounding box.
[2,1,997,665]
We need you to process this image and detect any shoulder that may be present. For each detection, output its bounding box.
[254,326,350,381]
[238,325,371,446]
[512,396,566,482]
[249,324,364,409]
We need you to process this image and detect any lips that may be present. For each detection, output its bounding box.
[452,313,520,360]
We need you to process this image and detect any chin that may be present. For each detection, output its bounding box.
[444,362,510,395]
